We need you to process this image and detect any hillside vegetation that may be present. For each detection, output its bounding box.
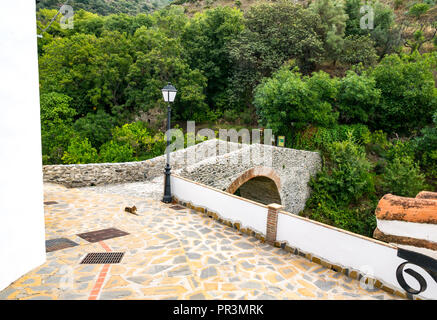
[36,0,172,15]
[36,0,436,237]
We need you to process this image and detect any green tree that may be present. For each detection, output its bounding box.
[182,7,245,110]
[228,2,325,109]
[254,66,338,141]
[73,110,115,149]
[344,0,401,58]
[339,35,379,66]
[40,92,77,164]
[310,0,348,64]
[39,31,132,117]
[62,137,99,164]
[370,53,437,133]
[337,70,381,123]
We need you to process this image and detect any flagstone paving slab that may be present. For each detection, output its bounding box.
[0,183,401,300]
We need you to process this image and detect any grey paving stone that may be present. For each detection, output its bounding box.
[240,281,262,289]
[257,293,276,300]
[268,257,283,265]
[187,252,201,259]
[44,276,62,284]
[190,293,206,300]
[168,266,192,277]
[100,290,132,300]
[182,231,201,239]
[286,283,295,291]
[127,276,148,284]
[0,287,16,300]
[61,292,87,300]
[235,241,254,249]
[22,279,35,284]
[207,257,220,264]
[145,265,171,274]
[241,261,254,269]
[36,267,55,275]
[199,228,212,234]
[27,295,54,300]
[173,256,187,264]
[200,267,217,279]
[314,280,336,291]
[77,275,96,283]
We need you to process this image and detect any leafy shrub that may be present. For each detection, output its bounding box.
[386,139,416,161]
[337,71,381,124]
[294,124,371,151]
[370,53,437,133]
[99,140,134,163]
[414,111,437,179]
[366,130,390,157]
[394,0,404,9]
[305,137,376,236]
[111,121,166,160]
[408,3,430,19]
[339,35,379,67]
[73,110,115,148]
[382,156,426,197]
[62,137,99,164]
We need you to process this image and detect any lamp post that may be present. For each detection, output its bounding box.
[162,83,177,203]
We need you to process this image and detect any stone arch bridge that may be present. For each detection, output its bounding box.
[43,139,321,214]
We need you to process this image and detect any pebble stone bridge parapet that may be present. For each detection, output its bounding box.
[43,139,322,214]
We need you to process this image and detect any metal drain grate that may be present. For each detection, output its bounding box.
[46,238,78,252]
[169,205,186,211]
[77,228,129,243]
[80,252,125,264]
[44,201,58,205]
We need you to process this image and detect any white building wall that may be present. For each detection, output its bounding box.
[171,175,268,235]
[0,1,46,290]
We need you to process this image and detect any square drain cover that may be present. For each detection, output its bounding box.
[80,252,125,264]
[46,238,78,252]
[77,228,129,243]
[169,205,185,210]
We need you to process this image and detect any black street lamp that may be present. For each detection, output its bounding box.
[162,83,177,203]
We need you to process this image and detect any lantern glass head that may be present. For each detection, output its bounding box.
[162,83,177,103]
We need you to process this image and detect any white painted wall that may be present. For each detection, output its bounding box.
[171,175,437,299]
[377,219,437,243]
[171,175,268,234]
[0,2,46,291]
[276,212,437,300]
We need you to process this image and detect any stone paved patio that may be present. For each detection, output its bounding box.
[0,183,401,300]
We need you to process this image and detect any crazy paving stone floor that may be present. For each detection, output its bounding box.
[0,183,401,300]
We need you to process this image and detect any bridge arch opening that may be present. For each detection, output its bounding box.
[226,167,282,206]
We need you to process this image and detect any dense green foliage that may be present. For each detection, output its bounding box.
[305,136,377,236]
[36,0,171,16]
[36,0,437,237]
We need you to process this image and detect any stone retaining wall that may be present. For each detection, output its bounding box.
[42,139,222,187]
